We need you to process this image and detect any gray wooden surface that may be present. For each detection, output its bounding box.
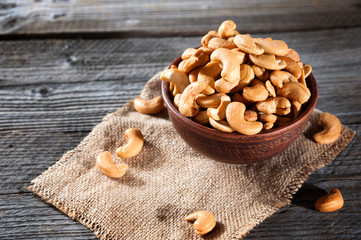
[1,1,361,239]
[1,0,361,35]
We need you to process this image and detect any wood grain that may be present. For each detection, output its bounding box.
[0,0,361,35]
[0,27,360,239]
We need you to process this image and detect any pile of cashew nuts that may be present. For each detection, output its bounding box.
[160,20,319,135]
[94,20,344,236]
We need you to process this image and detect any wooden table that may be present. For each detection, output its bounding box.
[1,1,360,239]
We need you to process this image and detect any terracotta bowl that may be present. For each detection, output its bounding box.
[161,55,318,164]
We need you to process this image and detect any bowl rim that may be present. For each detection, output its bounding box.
[161,54,318,140]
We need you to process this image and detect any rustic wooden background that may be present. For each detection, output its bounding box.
[0,0,360,239]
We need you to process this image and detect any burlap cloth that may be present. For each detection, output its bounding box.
[30,72,355,239]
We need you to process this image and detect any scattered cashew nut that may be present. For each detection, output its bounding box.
[253,37,289,56]
[255,97,291,115]
[277,82,311,104]
[270,70,298,88]
[226,102,263,135]
[196,93,225,108]
[160,69,190,94]
[179,82,207,117]
[244,110,258,121]
[313,112,341,144]
[210,48,242,83]
[185,211,216,236]
[249,54,287,70]
[133,96,164,114]
[234,34,264,55]
[192,111,210,125]
[208,37,237,50]
[182,49,210,73]
[315,188,344,212]
[218,20,239,39]
[96,151,128,178]
[116,128,144,159]
[209,117,234,132]
[207,95,231,120]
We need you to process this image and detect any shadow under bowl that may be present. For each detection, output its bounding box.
[161,55,318,164]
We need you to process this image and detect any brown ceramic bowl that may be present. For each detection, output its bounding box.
[161,55,318,164]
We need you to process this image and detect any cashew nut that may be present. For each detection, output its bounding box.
[160,69,190,94]
[189,67,201,83]
[170,65,178,70]
[255,97,291,115]
[259,113,277,123]
[201,30,218,47]
[178,60,186,72]
[277,82,311,104]
[263,122,274,130]
[244,110,258,121]
[276,56,302,79]
[226,102,263,135]
[185,211,216,236]
[133,96,164,114]
[96,151,128,178]
[270,70,298,88]
[230,63,255,92]
[182,48,197,60]
[231,92,252,106]
[218,20,239,39]
[284,48,300,62]
[196,93,225,108]
[292,101,302,120]
[313,112,341,144]
[252,65,270,82]
[192,111,209,126]
[211,48,242,83]
[231,48,247,63]
[173,93,181,109]
[207,95,231,120]
[216,64,254,93]
[197,61,222,95]
[179,82,207,117]
[303,65,312,78]
[234,34,264,55]
[315,188,344,212]
[209,117,234,132]
[249,54,287,70]
[116,128,144,159]
[242,82,269,103]
[182,49,210,73]
[265,80,276,97]
[208,37,237,50]
[253,38,289,56]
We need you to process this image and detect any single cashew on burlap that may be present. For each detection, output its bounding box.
[185,211,216,236]
[133,96,164,114]
[315,188,344,212]
[116,128,144,159]
[96,151,128,178]
[313,112,341,144]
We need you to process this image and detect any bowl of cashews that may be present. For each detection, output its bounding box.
[161,20,318,164]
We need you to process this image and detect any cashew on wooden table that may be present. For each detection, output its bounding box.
[315,188,344,212]
[159,19,333,136]
[313,112,341,144]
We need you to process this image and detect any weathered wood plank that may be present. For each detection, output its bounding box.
[0,27,360,239]
[0,0,360,35]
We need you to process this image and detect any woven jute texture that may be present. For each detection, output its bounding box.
[30,72,355,240]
